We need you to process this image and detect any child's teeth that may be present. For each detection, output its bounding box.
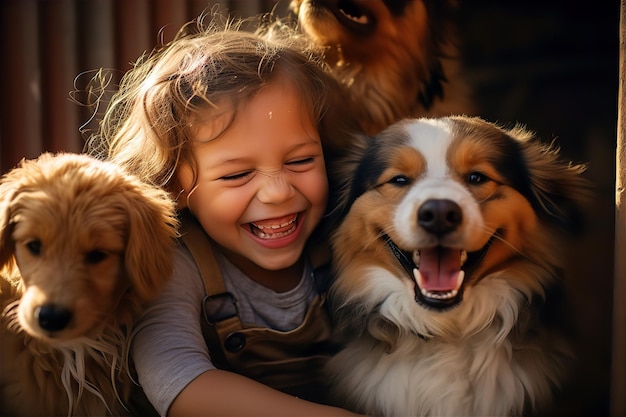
[254,217,295,230]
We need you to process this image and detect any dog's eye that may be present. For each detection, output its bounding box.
[388,175,410,186]
[25,240,42,256]
[85,250,108,264]
[467,172,490,185]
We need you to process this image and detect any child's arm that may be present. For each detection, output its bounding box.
[169,369,364,417]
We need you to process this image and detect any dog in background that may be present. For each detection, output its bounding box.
[326,116,588,416]
[290,0,473,135]
[0,153,178,416]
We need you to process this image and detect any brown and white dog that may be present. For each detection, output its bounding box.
[290,0,472,135]
[0,153,178,416]
[326,116,588,416]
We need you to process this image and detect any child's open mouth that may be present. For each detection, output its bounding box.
[248,214,298,240]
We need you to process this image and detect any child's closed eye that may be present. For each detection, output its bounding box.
[218,157,317,183]
[219,171,252,181]
[286,157,316,171]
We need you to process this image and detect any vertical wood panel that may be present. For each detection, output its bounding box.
[0,0,43,172]
[0,0,281,174]
[189,0,214,18]
[262,0,290,17]
[40,0,80,153]
[75,0,116,144]
[115,0,151,74]
[78,0,116,70]
[187,0,217,20]
[228,0,261,17]
[153,0,189,45]
[613,2,626,415]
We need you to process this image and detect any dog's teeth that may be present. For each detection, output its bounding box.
[421,289,458,300]
[340,10,369,24]
[412,251,420,266]
[460,250,467,266]
[455,270,465,290]
[413,268,423,288]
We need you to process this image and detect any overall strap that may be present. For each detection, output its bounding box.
[178,209,226,295]
[177,209,241,370]
[178,211,340,401]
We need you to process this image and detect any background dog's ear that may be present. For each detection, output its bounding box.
[516,131,591,234]
[119,179,179,301]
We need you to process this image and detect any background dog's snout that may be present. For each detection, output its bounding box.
[36,304,73,332]
[418,199,463,235]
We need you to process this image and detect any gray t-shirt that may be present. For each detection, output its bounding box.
[131,243,317,416]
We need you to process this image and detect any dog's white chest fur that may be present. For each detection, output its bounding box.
[327,276,560,416]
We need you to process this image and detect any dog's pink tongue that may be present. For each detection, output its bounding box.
[418,247,462,291]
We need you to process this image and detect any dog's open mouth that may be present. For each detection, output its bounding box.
[326,0,376,34]
[383,233,497,311]
[412,247,466,308]
[412,235,497,310]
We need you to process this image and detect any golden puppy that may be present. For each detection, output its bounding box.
[0,153,178,416]
[290,0,472,134]
[326,117,588,416]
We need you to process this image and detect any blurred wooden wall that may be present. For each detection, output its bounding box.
[0,0,290,174]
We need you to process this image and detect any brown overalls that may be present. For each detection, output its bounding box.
[178,210,341,404]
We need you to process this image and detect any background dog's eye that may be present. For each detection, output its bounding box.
[85,250,108,264]
[388,175,411,186]
[467,172,490,185]
[25,240,42,256]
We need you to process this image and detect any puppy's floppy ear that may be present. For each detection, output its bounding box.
[118,178,179,301]
[0,158,31,269]
[515,129,590,233]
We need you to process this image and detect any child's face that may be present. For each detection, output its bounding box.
[179,78,328,273]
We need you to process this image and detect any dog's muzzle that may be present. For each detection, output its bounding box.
[384,198,495,310]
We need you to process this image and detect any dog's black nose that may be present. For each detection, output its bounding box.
[36,304,72,332]
[418,199,463,235]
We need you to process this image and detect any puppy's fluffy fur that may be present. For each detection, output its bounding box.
[326,117,588,416]
[290,0,472,134]
[0,153,178,416]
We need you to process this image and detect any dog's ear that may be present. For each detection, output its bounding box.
[119,179,179,301]
[515,130,590,234]
[0,159,29,269]
[327,134,384,225]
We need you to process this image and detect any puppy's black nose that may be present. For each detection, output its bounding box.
[36,304,72,332]
[418,199,463,236]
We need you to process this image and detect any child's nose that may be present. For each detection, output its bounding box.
[256,172,295,203]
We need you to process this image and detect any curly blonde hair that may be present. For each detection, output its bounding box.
[86,13,351,197]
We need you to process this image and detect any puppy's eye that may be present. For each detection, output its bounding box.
[388,175,411,186]
[25,240,42,256]
[467,172,490,185]
[85,250,108,264]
